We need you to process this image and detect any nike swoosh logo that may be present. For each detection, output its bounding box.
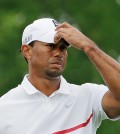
[65,103,73,108]
[65,96,75,108]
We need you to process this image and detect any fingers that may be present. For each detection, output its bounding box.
[57,28,67,36]
[54,27,68,44]
[54,21,90,50]
[55,22,71,30]
[54,22,72,44]
[54,32,61,44]
[54,31,65,44]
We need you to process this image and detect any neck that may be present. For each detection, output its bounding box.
[28,74,61,97]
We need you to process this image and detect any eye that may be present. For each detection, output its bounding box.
[44,43,55,49]
[60,43,68,50]
[60,45,68,50]
[46,43,55,48]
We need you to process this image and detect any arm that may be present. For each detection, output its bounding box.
[55,22,120,118]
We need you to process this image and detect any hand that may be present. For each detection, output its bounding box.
[55,22,95,51]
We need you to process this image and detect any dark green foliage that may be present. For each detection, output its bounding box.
[0,0,120,133]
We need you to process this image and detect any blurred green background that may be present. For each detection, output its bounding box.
[0,0,120,133]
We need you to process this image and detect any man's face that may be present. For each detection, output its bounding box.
[28,40,68,79]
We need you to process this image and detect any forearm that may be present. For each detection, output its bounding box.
[55,22,120,100]
[55,22,120,117]
[83,41,120,100]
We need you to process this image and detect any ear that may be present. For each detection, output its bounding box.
[21,45,32,60]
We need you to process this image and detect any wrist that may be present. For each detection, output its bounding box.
[82,40,98,54]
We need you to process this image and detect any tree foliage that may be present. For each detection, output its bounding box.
[0,0,120,133]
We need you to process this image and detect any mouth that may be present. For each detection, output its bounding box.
[50,61,63,69]
[51,62,62,66]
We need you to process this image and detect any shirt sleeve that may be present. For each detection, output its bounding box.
[87,83,120,129]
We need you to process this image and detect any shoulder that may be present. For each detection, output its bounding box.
[67,82,108,98]
[0,85,24,102]
[69,82,108,91]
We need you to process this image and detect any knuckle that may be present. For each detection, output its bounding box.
[63,22,68,26]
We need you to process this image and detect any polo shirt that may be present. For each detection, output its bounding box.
[0,74,113,134]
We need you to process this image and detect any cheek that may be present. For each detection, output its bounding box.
[63,53,68,65]
[31,51,43,65]
[64,52,68,60]
[31,50,50,67]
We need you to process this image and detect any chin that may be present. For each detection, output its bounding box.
[45,70,63,78]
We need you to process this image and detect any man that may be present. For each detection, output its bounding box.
[0,18,120,134]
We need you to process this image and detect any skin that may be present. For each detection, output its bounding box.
[21,40,68,96]
[21,22,120,119]
[54,22,120,119]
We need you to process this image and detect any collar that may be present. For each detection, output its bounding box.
[21,74,40,95]
[21,74,70,95]
[57,76,70,95]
